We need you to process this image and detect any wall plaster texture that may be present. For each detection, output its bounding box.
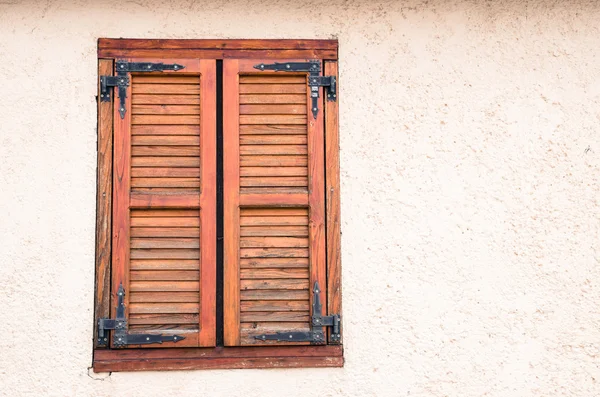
[0,0,599,396]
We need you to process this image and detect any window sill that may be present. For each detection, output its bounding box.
[93,345,343,372]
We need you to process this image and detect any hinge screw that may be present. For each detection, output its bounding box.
[146,337,150,341]
[174,65,178,69]
[286,64,290,69]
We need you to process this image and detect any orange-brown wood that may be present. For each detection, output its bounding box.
[324,61,342,344]
[130,193,200,208]
[110,58,216,348]
[94,59,113,349]
[222,59,328,347]
[306,65,327,327]
[93,345,343,372]
[223,59,241,346]
[111,58,133,345]
[98,48,337,60]
[199,59,217,346]
[99,39,338,51]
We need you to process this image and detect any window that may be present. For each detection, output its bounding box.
[93,39,342,371]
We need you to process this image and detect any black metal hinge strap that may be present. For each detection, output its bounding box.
[253,61,336,119]
[100,61,185,119]
[97,284,185,347]
[254,282,341,344]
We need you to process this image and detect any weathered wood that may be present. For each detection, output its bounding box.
[325,61,342,344]
[130,302,200,314]
[131,167,200,177]
[240,177,308,187]
[130,259,199,270]
[240,187,308,195]
[306,70,327,331]
[240,268,309,279]
[133,75,200,84]
[130,193,200,208]
[240,94,306,104]
[240,257,309,268]
[131,125,199,135]
[98,48,338,60]
[132,84,200,95]
[130,270,199,282]
[131,209,199,217]
[240,135,307,145]
[239,84,306,94]
[240,289,309,300]
[240,237,308,248]
[240,155,307,167]
[132,105,200,115]
[240,248,309,258]
[240,279,309,290]
[240,144,307,155]
[129,292,199,303]
[130,217,200,227]
[132,157,200,167]
[240,216,308,226]
[131,178,200,188]
[241,208,308,216]
[223,59,241,346]
[132,94,200,105]
[131,146,200,157]
[130,249,200,260]
[240,312,309,322]
[94,354,343,372]
[240,75,306,84]
[129,313,199,324]
[130,281,200,292]
[239,125,306,135]
[94,59,113,349]
[130,238,200,249]
[240,115,307,125]
[130,228,200,238]
[111,57,133,346]
[99,38,338,51]
[240,226,309,237]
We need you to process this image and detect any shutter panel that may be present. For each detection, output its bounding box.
[112,59,216,347]
[223,59,326,346]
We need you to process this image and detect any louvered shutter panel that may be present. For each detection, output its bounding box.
[112,59,216,347]
[223,59,326,346]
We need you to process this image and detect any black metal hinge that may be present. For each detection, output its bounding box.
[97,284,185,347]
[253,61,336,119]
[100,61,185,119]
[254,282,341,344]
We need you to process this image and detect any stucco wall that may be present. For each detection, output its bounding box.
[1,0,599,396]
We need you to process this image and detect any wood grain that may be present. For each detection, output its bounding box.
[325,61,342,344]
[199,59,217,347]
[94,59,113,348]
[223,59,241,346]
[99,39,338,50]
[306,64,327,333]
[111,57,133,345]
[98,48,337,60]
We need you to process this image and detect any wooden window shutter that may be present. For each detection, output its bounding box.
[223,59,326,346]
[111,59,216,347]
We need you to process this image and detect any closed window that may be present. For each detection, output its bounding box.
[94,39,342,371]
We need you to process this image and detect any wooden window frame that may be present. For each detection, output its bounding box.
[93,39,342,372]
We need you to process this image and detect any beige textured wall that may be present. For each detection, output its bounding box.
[1,0,599,396]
